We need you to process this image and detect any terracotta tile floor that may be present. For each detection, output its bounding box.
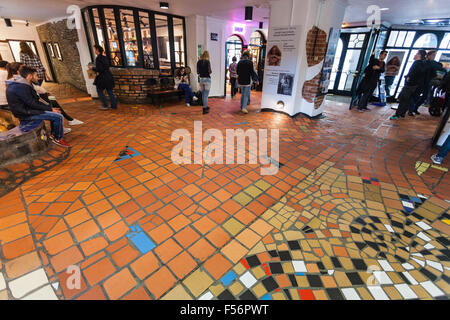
[0,83,449,300]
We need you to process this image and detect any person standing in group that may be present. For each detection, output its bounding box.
[390,50,427,120]
[19,41,46,86]
[90,45,117,110]
[229,56,238,98]
[357,50,387,112]
[410,50,446,115]
[236,50,259,114]
[197,51,212,114]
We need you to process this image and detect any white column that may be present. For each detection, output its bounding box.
[261,0,348,117]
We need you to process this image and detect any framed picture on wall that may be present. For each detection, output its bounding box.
[47,42,55,58]
[54,43,62,61]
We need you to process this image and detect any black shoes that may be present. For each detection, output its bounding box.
[408,112,415,116]
[203,107,210,114]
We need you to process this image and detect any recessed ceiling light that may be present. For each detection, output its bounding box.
[160,2,169,9]
[380,8,389,11]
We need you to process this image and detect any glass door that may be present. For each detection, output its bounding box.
[329,33,368,95]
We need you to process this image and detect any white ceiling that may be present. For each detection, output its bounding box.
[0,0,449,26]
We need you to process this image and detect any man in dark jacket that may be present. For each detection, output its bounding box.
[237,50,259,113]
[357,50,387,111]
[6,66,69,147]
[90,45,117,110]
[391,50,427,119]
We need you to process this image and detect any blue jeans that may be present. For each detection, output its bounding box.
[21,111,64,140]
[178,83,194,104]
[97,87,117,109]
[240,85,251,110]
[199,78,211,109]
[437,135,450,159]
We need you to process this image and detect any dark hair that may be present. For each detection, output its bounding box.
[20,41,35,57]
[19,66,37,78]
[232,56,237,62]
[0,60,8,68]
[417,49,427,60]
[427,50,436,57]
[242,50,250,58]
[380,50,388,55]
[94,45,104,54]
[6,62,24,79]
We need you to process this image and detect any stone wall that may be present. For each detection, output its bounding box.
[36,19,86,92]
[111,68,160,103]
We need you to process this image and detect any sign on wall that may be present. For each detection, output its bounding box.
[210,33,218,41]
[261,26,301,115]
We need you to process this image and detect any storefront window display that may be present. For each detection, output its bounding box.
[82,5,186,74]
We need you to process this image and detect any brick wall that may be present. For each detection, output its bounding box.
[305,26,327,67]
[36,20,86,92]
[111,68,160,103]
[303,26,328,110]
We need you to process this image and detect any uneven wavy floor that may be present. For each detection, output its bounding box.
[0,84,448,300]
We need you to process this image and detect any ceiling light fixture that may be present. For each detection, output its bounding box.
[245,6,253,21]
[380,8,389,11]
[160,2,169,10]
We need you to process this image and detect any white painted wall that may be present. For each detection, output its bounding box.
[0,22,50,79]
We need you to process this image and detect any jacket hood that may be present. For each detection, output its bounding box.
[5,75,32,87]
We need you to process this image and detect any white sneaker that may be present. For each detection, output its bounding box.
[241,108,248,114]
[186,103,191,107]
[64,127,72,134]
[431,154,443,165]
[193,96,198,101]
[68,119,84,126]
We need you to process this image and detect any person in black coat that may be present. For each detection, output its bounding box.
[90,45,117,110]
[391,50,427,119]
[357,50,387,111]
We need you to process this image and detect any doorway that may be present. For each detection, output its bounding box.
[224,35,243,97]
[328,32,369,96]
[248,30,266,91]
[42,42,57,82]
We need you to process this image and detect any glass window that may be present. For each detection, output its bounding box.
[250,31,263,45]
[8,40,37,62]
[387,31,398,47]
[120,9,138,67]
[139,11,154,69]
[440,33,450,49]
[395,31,407,47]
[413,33,438,48]
[103,8,122,66]
[173,17,185,68]
[155,14,171,73]
[92,8,105,51]
[404,31,416,47]
[83,11,96,59]
[328,38,343,90]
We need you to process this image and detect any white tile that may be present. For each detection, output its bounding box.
[22,285,58,300]
[384,224,394,233]
[417,232,431,242]
[402,263,414,270]
[426,260,443,272]
[402,272,418,285]
[412,253,423,257]
[394,284,418,299]
[199,291,214,300]
[424,243,435,250]
[292,260,307,273]
[373,271,393,285]
[411,257,425,267]
[0,273,6,291]
[420,281,445,297]
[51,282,59,290]
[367,286,390,300]
[9,268,49,299]
[406,246,410,251]
[378,260,394,272]
[239,271,257,289]
[327,270,334,275]
[402,201,414,209]
[341,288,361,300]
[415,221,431,230]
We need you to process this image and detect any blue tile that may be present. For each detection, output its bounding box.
[127,225,155,254]
[221,270,237,286]
[235,122,248,126]
[409,196,421,203]
[260,293,272,300]
[296,272,305,276]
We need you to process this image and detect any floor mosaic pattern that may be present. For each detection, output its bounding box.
[0,84,448,300]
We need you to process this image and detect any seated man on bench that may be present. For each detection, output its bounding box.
[6,66,70,147]
[175,67,198,107]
